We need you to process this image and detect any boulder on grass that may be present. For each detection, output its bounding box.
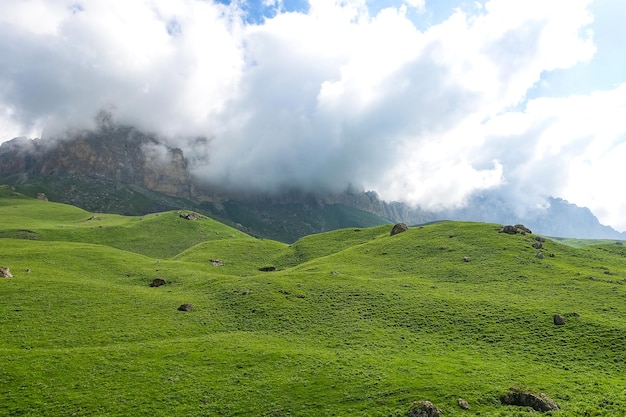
[407,400,442,417]
[391,223,408,236]
[178,303,194,312]
[501,388,559,412]
[553,314,566,325]
[0,266,13,278]
[458,398,470,410]
[150,278,166,287]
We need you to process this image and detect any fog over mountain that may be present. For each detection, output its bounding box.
[1,1,625,231]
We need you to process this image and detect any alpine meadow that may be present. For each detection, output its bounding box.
[1,185,626,416]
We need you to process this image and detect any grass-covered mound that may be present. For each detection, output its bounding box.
[1,187,625,416]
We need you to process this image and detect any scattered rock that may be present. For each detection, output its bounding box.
[532,241,543,249]
[331,271,340,275]
[500,224,533,235]
[553,314,566,325]
[24,268,31,273]
[258,266,276,272]
[150,278,166,287]
[501,388,559,412]
[179,212,199,221]
[407,400,442,417]
[87,215,101,221]
[211,259,225,267]
[177,303,194,312]
[0,266,13,278]
[390,223,408,236]
[549,253,555,257]
[536,252,545,259]
[36,192,48,201]
[457,398,470,410]
[295,294,305,299]
[463,256,471,262]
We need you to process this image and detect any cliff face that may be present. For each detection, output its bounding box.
[0,126,193,198]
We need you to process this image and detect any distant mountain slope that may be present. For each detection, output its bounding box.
[1,124,623,241]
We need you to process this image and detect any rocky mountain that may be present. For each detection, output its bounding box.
[1,123,624,242]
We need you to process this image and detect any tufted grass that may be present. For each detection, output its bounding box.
[1,187,626,416]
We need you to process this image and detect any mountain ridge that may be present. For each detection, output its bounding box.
[1,124,623,242]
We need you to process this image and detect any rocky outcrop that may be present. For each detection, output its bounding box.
[0,125,194,199]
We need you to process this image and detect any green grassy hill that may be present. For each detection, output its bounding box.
[1,186,626,416]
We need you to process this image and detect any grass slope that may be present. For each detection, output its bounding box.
[1,187,626,416]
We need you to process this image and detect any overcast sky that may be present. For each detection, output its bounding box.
[1,0,625,230]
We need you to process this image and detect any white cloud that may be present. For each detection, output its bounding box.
[2,0,624,230]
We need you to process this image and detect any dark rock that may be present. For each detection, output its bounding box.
[501,225,518,234]
[553,314,566,325]
[501,388,559,412]
[150,278,166,287]
[501,224,533,235]
[463,256,471,262]
[457,398,470,410]
[407,400,442,417]
[549,253,555,257]
[36,192,48,201]
[0,266,13,278]
[536,252,545,259]
[178,303,194,312]
[532,241,543,249]
[390,223,408,236]
[515,224,532,234]
[210,259,225,266]
[258,266,276,272]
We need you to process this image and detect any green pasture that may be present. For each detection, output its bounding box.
[1,186,626,416]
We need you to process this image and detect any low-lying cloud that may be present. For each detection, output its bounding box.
[1,0,626,230]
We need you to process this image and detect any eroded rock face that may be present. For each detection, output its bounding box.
[391,223,408,236]
[501,388,559,412]
[0,125,193,198]
[407,400,442,417]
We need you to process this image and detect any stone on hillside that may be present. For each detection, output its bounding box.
[211,259,225,266]
[0,266,13,278]
[553,314,566,325]
[179,212,199,221]
[515,224,532,234]
[457,398,470,410]
[178,303,194,312]
[532,241,543,249]
[463,256,471,262]
[501,388,559,412]
[259,266,276,272]
[501,224,533,235]
[391,223,408,236]
[150,278,166,287]
[536,252,545,259]
[407,400,442,417]
[501,225,517,234]
[36,192,48,201]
